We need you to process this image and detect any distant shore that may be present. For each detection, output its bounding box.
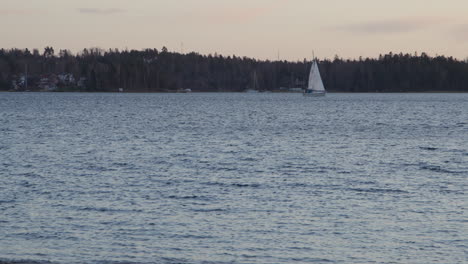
[1,49,467,93]
[2,90,467,93]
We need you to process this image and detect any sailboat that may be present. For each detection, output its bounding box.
[245,71,260,93]
[303,59,326,96]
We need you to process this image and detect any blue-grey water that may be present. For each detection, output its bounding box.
[0,93,467,264]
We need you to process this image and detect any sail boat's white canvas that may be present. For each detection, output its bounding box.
[304,60,326,96]
[308,61,325,91]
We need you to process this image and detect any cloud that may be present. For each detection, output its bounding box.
[77,8,125,15]
[333,18,442,34]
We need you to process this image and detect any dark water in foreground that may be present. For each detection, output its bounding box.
[0,93,467,264]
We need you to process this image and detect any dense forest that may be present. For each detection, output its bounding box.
[1,47,467,92]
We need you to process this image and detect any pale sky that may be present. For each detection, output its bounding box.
[1,0,468,60]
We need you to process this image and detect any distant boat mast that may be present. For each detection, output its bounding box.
[25,63,28,90]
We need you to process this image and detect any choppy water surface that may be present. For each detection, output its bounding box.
[0,93,467,264]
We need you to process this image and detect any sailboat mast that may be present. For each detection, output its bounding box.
[25,63,28,90]
[253,71,258,90]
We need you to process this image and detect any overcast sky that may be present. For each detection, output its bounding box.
[1,0,468,60]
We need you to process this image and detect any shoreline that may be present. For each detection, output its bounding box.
[1,90,467,93]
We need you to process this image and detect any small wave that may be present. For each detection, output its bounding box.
[285,183,335,189]
[0,260,54,264]
[191,208,226,213]
[85,164,117,172]
[303,166,339,172]
[8,232,76,241]
[202,165,238,172]
[349,180,377,185]
[435,189,465,195]
[15,172,44,179]
[217,167,238,172]
[170,234,215,239]
[75,206,143,213]
[240,157,258,162]
[419,164,464,174]
[232,183,261,188]
[111,162,130,167]
[287,246,314,250]
[159,257,191,264]
[290,257,335,263]
[1,162,12,168]
[167,195,211,201]
[348,188,408,194]
[19,181,35,188]
[202,181,227,187]
[286,183,309,187]
[419,147,438,151]
[202,181,262,188]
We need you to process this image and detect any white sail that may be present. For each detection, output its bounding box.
[307,61,325,92]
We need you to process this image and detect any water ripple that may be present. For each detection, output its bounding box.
[1,93,467,264]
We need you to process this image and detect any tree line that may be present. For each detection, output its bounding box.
[1,47,467,92]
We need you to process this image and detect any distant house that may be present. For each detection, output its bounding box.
[11,74,27,90]
[11,80,19,90]
[77,77,87,88]
[19,75,27,86]
[58,73,76,85]
[38,74,58,91]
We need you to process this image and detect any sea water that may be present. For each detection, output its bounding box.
[0,93,467,264]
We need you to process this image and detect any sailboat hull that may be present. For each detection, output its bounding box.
[303,90,326,97]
